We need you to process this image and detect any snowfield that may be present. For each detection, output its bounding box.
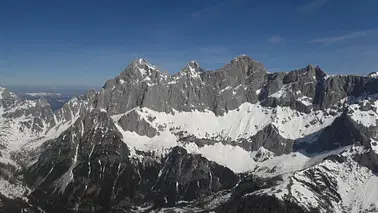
[110,102,341,173]
[112,102,339,145]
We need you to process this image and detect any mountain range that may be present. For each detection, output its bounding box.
[1,55,378,213]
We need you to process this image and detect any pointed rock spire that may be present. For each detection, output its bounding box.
[233,54,251,61]
[119,58,159,79]
[188,60,200,69]
[222,54,267,76]
[180,60,203,78]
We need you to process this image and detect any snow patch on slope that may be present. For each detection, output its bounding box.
[125,103,338,141]
[0,179,27,199]
[297,96,313,106]
[113,120,177,157]
[111,103,339,173]
[269,84,291,98]
[349,109,377,127]
[184,142,256,173]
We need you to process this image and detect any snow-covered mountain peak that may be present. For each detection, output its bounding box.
[368,71,378,78]
[188,60,200,68]
[231,54,259,65]
[223,54,268,77]
[180,60,203,78]
[137,58,147,64]
[234,54,250,60]
[129,58,159,77]
[305,64,318,69]
[134,58,154,67]
[131,58,151,66]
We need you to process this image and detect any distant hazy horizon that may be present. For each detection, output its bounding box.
[1,84,102,96]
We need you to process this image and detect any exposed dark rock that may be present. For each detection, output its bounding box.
[230,175,282,199]
[178,124,292,156]
[152,146,239,207]
[247,124,294,155]
[212,194,320,213]
[299,109,378,153]
[0,194,38,213]
[118,110,157,137]
[25,110,141,212]
[354,149,378,173]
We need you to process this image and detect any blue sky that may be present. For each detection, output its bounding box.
[1,0,378,87]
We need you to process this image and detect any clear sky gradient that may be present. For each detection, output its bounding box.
[1,0,378,86]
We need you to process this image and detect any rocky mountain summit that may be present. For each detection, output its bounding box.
[1,55,378,212]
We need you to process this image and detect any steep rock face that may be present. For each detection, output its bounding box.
[25,110,137,212]
[313,75,368,109]
[54,88,97,122]
[354,149,378,172]
[246,124,294,155]
[47,56,376,125]
[201,55,267,115]
[74,56,378,122]
[87,56,268,116]
[261,65,324,112]
[152,147,238,206]
[301,109,378,153]
[118,110,157,137]
[97,59,172,115]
